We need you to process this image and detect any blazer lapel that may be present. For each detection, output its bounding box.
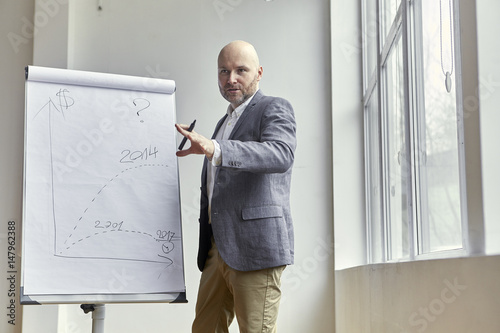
[212,114,228,139]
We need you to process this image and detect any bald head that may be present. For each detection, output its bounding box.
[217,40,263,108]
[218,40,260,70]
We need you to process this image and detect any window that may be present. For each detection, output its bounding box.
[362,0,466,262]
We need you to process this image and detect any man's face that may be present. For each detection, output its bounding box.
[218,46,263,108]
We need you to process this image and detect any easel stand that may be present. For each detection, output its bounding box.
[81,304,106,333]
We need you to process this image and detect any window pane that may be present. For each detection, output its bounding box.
[383,33,410,260]
[366,91,383,262]
[415,0,463,253]
[380,0,400,45]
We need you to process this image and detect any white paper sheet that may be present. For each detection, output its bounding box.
[22,66,185,300]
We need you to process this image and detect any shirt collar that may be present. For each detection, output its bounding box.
[226,90,259,117]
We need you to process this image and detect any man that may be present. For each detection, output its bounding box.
[175,40,296,333]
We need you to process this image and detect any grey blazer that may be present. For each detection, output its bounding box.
[197,90,297,272]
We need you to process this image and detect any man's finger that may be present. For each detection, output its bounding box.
[176,148,192,157]
[176,123,192,133]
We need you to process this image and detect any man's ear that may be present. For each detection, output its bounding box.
[257,66,263,81]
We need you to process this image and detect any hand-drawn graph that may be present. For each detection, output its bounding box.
[22,67,185,301]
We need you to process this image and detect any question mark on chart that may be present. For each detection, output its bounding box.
[132,98,151,122]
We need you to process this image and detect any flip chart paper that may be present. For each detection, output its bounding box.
[22,66,185,302]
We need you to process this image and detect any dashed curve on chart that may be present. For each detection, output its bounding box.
[60,163,170,253]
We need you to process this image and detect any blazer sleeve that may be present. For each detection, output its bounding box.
[217,96,297,173]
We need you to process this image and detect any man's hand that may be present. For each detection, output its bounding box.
[175,123,215,160]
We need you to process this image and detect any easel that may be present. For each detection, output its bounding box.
[81,304,105,333]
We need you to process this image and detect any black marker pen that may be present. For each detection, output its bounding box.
[178,119,196,150]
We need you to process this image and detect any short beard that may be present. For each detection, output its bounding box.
[221,74,259,107]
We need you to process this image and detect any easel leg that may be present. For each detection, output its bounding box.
[92,304,105,333]
[81,304,106,333]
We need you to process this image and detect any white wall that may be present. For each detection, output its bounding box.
[0,2,34,333]
[19,0,335,332]
[477,0,500,255]
[330,0,366,270]
[336,255,500,332]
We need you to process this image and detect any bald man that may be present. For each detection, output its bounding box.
[176,40,297,333]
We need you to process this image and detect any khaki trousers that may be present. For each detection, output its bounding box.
[192,239,286,333]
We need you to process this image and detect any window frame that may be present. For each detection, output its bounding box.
[362,0,470,263]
